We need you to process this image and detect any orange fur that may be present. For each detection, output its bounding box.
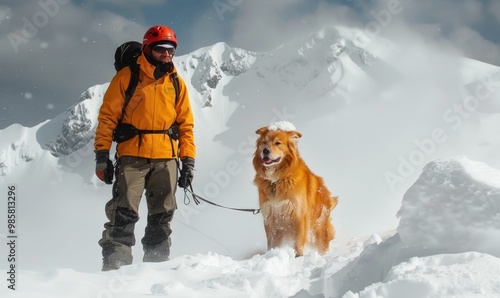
[253,126,338,256]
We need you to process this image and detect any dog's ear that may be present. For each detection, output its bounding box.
[255,127,268,135]
[287,131,302,155]
[289,131,302,143]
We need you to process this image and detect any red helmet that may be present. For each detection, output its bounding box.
[142,25,177,55]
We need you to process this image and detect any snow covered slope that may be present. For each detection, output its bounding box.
[1,157,499,297]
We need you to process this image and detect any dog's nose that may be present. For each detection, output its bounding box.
[263,148,270,156]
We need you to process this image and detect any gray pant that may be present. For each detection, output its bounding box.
[98,156,178,269]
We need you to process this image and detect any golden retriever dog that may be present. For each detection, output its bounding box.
[253,121,338,256]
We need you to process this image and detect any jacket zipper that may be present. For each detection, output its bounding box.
[151,80,158,158]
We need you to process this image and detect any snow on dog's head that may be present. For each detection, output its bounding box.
[268,121,296,132]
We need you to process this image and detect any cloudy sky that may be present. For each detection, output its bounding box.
[1,0,499,129]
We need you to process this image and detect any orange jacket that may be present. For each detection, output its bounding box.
[94,54,196,160]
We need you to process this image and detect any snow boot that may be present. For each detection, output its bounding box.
[101,243,133,271]
[143,240,170,262]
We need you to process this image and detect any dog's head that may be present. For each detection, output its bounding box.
[253,123,302,179]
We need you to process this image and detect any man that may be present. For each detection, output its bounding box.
[94,25,196,271]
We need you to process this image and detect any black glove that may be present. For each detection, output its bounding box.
[95,150,114,184]
[178,157,195,188]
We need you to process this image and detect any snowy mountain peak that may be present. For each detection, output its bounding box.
[177,42,257,107]
[38,84,108,157]
[2,25,499,175]
[0,123,40,175]
[247,25,386,99]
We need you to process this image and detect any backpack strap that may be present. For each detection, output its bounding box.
[170,72,180,106]
[118,62,140,124]
[168,73,180,158]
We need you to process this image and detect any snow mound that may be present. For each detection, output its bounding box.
[345,252,500,298]
[268,121,297,132]
[150,248,326,297]
[320,157,500,297]
[397,157,500,255]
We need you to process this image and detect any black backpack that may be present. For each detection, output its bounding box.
[114,41,142,72]
[112,41,181,144]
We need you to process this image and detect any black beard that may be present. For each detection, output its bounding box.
[158,61,174,73]
[153,61,174,79]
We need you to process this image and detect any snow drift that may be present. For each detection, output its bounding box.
[323,157,500,297]
[1,157,499,297]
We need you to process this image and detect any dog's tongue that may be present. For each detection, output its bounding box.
[262,157,272,164]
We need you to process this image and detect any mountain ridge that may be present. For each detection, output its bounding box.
[2,25,500,174]
[1,26,385,163]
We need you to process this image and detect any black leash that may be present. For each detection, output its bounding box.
[183,184,261,215]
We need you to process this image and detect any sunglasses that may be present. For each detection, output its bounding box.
[152,46,175,55]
